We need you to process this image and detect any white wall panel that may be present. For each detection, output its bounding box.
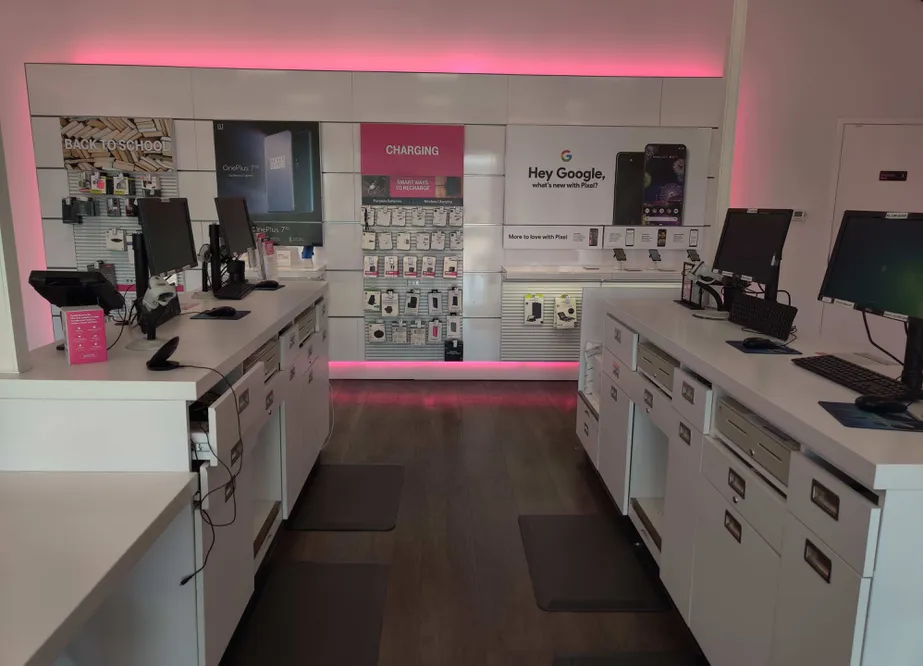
[352,73,508,125]
[322,173,358,221]
[352,124,362,172]
[463,226,504,272]
[326,270,363,316]
[660,78,725,128]
[706,177,718,228]
[462,273,502,317]
[464,125,506,175]
[190,69,353,121]
[173,121,198,171]
[320,123,356,173]
[507,76,662,127]
[328,317,364,362]
[322,223,362,270]
[178,172,218,221]
[194,122,216,171]
[709,128,722,178]
[461,318,501,361]
[26,65,194,118]
[37,169,68,219]
[190,221,207,255]
[41,219,76,268]
[463,176,504,225]
[31,117,64,169]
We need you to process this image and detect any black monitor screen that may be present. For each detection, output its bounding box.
[215,196,256,254]
[137,198,197,275]
[713,209,793,284]
[820,211,923,320]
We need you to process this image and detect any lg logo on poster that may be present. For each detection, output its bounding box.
[560,150,573,162]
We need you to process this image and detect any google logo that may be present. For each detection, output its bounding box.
[560,150,573,162]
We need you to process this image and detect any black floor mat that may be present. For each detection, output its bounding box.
[224,562,389,666]
[288,464,404,531]
[519,514,670,612]
[553,654,708,665]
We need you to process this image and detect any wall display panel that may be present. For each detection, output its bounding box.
[504,125,711,228]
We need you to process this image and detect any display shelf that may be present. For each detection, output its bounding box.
[502,265,682,282]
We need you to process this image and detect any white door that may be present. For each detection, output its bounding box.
[821,123,923,352]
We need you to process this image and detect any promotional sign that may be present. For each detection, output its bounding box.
[60,116,174,172]
[503,225,604,250]
[213,120,322,223]
[360,124,464,206]
[603,225,704,250]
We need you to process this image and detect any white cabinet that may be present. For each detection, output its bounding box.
[691,475,780,666]
[769,514,871,666]
[598,371,634,514]
[281,362,306,518]
[660,417,703,623]
[576,394,600,466]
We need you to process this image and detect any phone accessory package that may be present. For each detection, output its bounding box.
[376,209,392,227]
[381,289,399,316]
[403,255,418,278]
[392,321,409,344]
[428,319,443,343]
[433,208,448,227]
[443,256,459,279]
[449,231,464,250]
[396,232,411,251]
[554,294,577,329]
[384,255,399,277]
[392,208,406,227]
[362,206,375,227]
[378,232,393,250]
[429,290,443,314]
[362,232,376,250]
[369,321,386,343]
[446,315,461,340]
[364,290,381,312]
[524,294,544,325]
[410,321,427,346]
[411,208,426,227]
[448,208,464,227]
[422,256,437,278]
[405,290,420,316]
[363,255,379,278]
[430,232,445,251]
[448,287,462,315]
[416,233,431,250]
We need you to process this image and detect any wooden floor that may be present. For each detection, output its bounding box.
[265,380,693,665]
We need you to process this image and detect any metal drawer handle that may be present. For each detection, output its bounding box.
[679,422,691,445]
[612,363,620,379]
[613,327,622,343]
[644,389,653,409]
[238,389,250,413]
[583,423,589,436]
[265,391,274,411]
[230,440,242,466]
[804,539,832,583]
[308,371,314,384]
[728,468,746,498]
[610,386,618,401]
[681,381,695,405]
[290,366,296,381]
[724,511,742,543]
[811,479,840,521]
[224,477,236,502]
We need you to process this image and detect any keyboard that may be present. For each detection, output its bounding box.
[729,293,798,340]
[214,282,256,300]
[792,355,906,397]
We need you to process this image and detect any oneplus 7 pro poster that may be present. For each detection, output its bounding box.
[213,120,322,223]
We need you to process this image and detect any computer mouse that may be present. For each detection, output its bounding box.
[855,395,908,415]
[257,280,280,289]
[206,306,237,318]
[742,337,778,350]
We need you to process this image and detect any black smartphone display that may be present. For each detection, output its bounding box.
[589,228,599,247]
[613,152,645,226]
[614,248,628,261]
[649,249,662,262]
[643,144,686,226]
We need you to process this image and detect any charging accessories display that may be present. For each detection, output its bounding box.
[449,231,464,250]
[364,290,381,312]
[447,315,461,340]
[384,255,399,277]
[429,290,443,314]
[376,209,392,227]
[377,232,393,250]
[428,319,443,343]
[106,228,126,252]
[396,232,411,251]
[392,208,406,227]
[411,208,426,227]
[403,255,418,278]
[410,321,427,345]
[362,206,375,227]
[416,232,431,250]
[448,287,462,315]
[363,255,379,278]
[524,294,544,324]
[431,231,445,250]
[433,208,448,227]
[369,321,386,342]
[443,256,459,279]
[112,173,130,196]
[422,256,437,278]
[392,321,409,344]
[381,289,399,316]
[554,294,577,329]
[449,208,463,227]
[405,290,420,315]
[362,232,376,250]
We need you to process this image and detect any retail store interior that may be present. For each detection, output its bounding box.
[2,0,923,664]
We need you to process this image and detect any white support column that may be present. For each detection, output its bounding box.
[0,125,31,373]
[712,0,749,251]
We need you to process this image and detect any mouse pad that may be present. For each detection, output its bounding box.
[726,340,801,356]
[191,310,251,320]
[254,284,286,291]
[819,401,923,431]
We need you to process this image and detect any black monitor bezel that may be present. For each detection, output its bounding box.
[137,197,198,276]
[713,208,794,284]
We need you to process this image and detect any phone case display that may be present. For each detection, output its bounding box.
[381,289,399,316]
[112,174,130,196]
[448,287,462,315]
[405,290,420,316]
[448,208,464,227]
[431,231,445,250]
[377,232,393,250]
[362,206,375,226]
[449,231,464,250]
[433,208,448,227]
[410,322,427,346]
[376,209,393,227]
[446,315,461,340]
[443,256,459,279]
[525,294,544,324]
[364,290,381,312]
[415,233,431,250]
[411,208,426,227]
[364,255,379,277]
[392,321,409,344]
[428,319,443,343]
[384,255,399,277]
[429,290,443,314]
[403,255,418,278]
[392,208,406,227]
[362,232,376,250]
[396,232,411,251]
[369,322,387,342]
[422,256,437,278]
[554,294,577,329]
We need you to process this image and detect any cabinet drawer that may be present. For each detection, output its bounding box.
[787,454,880,577]
[769,515,871,666]
[278,325,299,371]
[603,314,639,370]
[207,363,267,454]
[672,367,714,434]
[701,437,786,553]
[637,375,673,436]
[602,347,627,385]
[637,342,679,394]
[598,371,634,514]
[576,395,600,466]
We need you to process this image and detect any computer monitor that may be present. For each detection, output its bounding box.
[820,210,923,392]
[29,270,125,315]
[137,198,197,275]
[215,196,256,255]
[713,209,794,301]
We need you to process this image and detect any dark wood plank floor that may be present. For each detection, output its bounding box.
[267,380,693,665]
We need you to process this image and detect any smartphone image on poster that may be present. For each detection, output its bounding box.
[643,144,686,226]
[613,152,645,226]
[625,228,636,247]
[690,228,699,247]
[265,131,295,213]
[589,228,599,247]
[292,128,315,214]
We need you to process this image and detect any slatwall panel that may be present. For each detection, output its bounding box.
[500,281,593,361]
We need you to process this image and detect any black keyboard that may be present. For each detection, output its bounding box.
[214,282,256,300]
[792,355,906,397]
[729,293,798,340]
